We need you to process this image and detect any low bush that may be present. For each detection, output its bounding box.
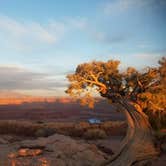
[35,128,56,137]
[83,128,107,139]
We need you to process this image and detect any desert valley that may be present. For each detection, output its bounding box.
[0,94,165,165]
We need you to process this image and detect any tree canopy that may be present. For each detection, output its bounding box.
[66,57,166,116]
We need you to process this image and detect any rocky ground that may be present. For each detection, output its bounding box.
[0,134,110,166]
[0,134,165,166]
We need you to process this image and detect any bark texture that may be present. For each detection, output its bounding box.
[101,100,158,166]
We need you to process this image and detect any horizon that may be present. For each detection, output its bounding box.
[0,91,104,105]
[0,0,166,96]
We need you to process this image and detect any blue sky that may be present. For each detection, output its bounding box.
[0,0,166,96]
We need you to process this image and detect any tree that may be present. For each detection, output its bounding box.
[137,57,166,129]
[66,58,166,166]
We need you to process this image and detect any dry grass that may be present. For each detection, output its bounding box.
[0,120,126,139]
[0,120,41,136]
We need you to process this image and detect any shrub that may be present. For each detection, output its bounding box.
[35,128,56,137]
[83,128,107,139]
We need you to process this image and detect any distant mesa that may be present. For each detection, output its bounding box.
[0,91,74,105]
[58,98,73,103]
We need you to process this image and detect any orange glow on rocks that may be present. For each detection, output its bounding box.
[0,93,76,105]
[0,97,57,105]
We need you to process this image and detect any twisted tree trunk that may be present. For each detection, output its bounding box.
[101,99,159,166]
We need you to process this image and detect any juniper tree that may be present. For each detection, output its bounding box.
[66,57,166,165]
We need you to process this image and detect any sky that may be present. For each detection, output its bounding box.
[0,0,166,96]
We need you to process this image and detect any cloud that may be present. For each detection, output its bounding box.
[0,15,60,51]
[0,15,87,52]
[66,17,87,30]
[0,66,68,91]
[103,0,166,14]
[93,31,127,44]
[126,52,164,69]
[133,53,163,61]
[99,52,164,70]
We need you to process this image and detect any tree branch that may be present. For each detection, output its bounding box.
[81,76,107,93]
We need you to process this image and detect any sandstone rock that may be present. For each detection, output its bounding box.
[0,138,8,144]
[14,133,107,166]
[161,143,166,152]
[18,148,43,157]
[97,144,114,155]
